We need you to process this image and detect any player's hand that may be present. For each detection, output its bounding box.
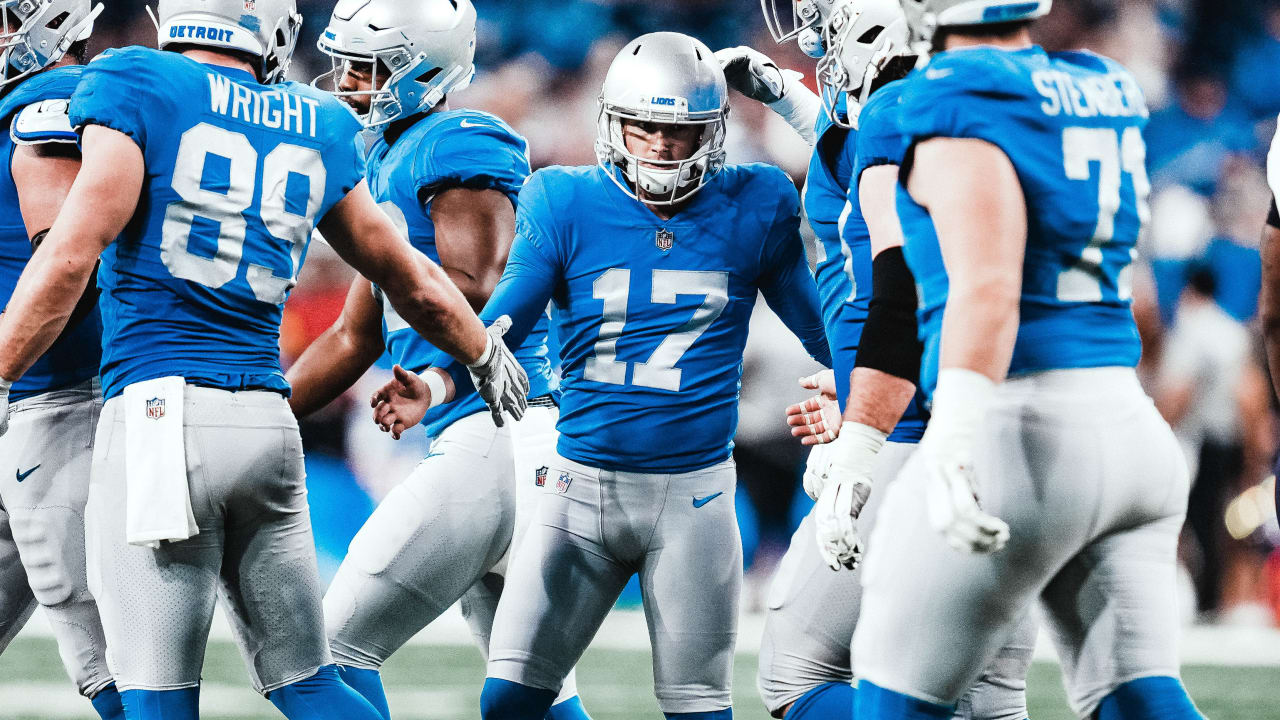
[786,370,841,445]
[715,46,793,104]
[0,377,10,437]
[814,478,871,571]
[467,315,529,428]
[371,364,431,440]
[919,369,1009,554]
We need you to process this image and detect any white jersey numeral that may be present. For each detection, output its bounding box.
[1057,125,1149,303]
[584,268,730,392]
[160,123,326,305]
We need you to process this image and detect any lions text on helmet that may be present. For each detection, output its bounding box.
[314,0,476,131]
[595,32,728,208]
[151,0,301,83]
[0,0,101,90]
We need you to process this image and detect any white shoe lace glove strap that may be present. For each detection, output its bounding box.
[921,368,1009,554]
[466,316,530,428]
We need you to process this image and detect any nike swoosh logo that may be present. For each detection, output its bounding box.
[15,464,39,482]
[692,492,724,508]
[460,119,487,128]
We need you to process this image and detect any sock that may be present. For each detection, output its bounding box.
[480,678,558,720]
[854,681,953,720]
[267,665,384,720]
[546,695,592,720]
[336,666,392,720]
[787,681,854,719]
[90,683,126,720]
[1096,676,1204,720]
[662,710,732,719]
[120,687,200,720]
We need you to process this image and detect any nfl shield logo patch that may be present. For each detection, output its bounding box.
[535,466,548,487]
[556,473,573,494]
[145,398,165,420]
[655,228,675,251]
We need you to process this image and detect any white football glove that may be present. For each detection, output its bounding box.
[812,421,888,570]
[715,46,820,145]
[466,316,529,428]
[920,369,1010,554]
[0,376,10,437]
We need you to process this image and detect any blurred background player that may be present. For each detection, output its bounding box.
[0,0,527,717]
[292,0,589,717]
[0,1,123,718]
[369,31,831,720]
[818,1,1204,718]
[723,1,1031,718]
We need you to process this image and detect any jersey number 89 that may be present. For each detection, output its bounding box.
[160,123,326,305]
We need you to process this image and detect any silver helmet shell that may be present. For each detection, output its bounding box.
[155,0,302,83]
[817,0,913,128]
[761,0,840,57]
[0,0,101,89]
[595,32,728,206]
[900,0,1051,51]
[314,0,476,131]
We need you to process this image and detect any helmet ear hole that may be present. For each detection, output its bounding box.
[857,26,884,44]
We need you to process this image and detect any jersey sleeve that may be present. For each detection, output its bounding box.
[756,169,832,367]
[855,86,906,174]
[415,116,531,202]
[69,48,169,150]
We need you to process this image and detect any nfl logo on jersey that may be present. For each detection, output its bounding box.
[145,397,165,420]
[556,472,573,494]
[535,466,548,487]
[655,228,675,251]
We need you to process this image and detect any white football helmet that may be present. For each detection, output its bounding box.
[900,0,1051,52]
[816,0,914,127]
[314,0,476,131]
[154,0,302,83]
[595,32,728,206]
[0,0,101,90]
[761,0,840,57]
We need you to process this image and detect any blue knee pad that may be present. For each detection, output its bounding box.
[267,665,383,720]
[481,678,558,720]
[1096,676,1203,720]
[663,710,732,719]
[90,683,126,720]
[120,687,200,720]
[854,681,953,720]
[546,695,592,720]
[787,681,854,719]
[335,666,391,720]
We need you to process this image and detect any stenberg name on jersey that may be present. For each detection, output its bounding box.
[207,73,322,138]
[1032,70,1147,119]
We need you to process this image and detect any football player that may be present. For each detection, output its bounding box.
[724,2,1032,718]
[291,1,588,718]
[369,32,831,720]
[0,1,123,718]
[0,0,526,718]
[820,1,1204,718]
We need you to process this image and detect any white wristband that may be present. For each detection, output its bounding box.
[829,421,889,482]
[419,370,447,411]
[0,376,12,394]
[767,70,821,147]
[930,368,997,433]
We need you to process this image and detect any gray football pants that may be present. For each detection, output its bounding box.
[86,386,331,693]
[324,406,580,703]
[0,381,113,698]
[758,442,1035,719]
[854,368,1189,717]
[487,455,741,714]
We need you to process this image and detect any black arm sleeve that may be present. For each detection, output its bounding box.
[1268,198,1279,230]
[854,246,923,383]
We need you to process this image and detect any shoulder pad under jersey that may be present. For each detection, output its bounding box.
[12,98,77,145]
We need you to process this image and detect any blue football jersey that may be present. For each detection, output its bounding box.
[70,47,366,399]
[433,164,830,473]
[844,80,928,442]
[896,47,1148,395]
[366,108,554,438]
[0,67,102,401]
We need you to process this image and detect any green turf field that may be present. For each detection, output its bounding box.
[0,636,1274,719]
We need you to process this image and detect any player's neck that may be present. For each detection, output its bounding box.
[942,27,1034,52]
[639,195,689,221]
[180,49,258,80]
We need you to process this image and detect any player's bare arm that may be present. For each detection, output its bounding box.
[286,275,386,417]
[0,124,141,384]
[1260,201,1280,399]
[432,187,517,312]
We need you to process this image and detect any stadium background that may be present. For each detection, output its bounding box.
[7,0,1280,718]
